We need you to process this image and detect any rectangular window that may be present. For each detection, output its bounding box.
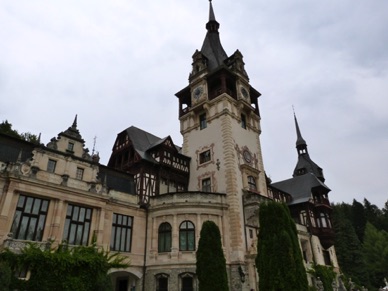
[201,178,211,192]
[10,195,49,241]
[199,113,207,130]
[76,168,84,180]
[323,250,331,265]
[63,204,92,245]
[241,114,247,129]
[67,142,74,152]
[199,150,211,164]
[47,159,56,173]
[110,213,133,252]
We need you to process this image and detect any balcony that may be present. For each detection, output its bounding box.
[310,227,335,249]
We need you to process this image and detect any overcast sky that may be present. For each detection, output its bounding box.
[1,0,387,208]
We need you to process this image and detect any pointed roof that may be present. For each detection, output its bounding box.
[59,115,84,143]
[294,113,306,147]
[200,0,228,71]
[124,126,184,163]
[271,173,330,205]
[292,113,325,182]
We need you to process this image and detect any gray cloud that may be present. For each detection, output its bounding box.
[1,0,387,207]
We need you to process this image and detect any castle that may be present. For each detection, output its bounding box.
[0,2,338,290]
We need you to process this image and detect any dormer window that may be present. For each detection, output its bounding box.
[67,142,74,152]
[47,159,56,173]
[76,168,84,180]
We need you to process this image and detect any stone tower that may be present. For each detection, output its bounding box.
[175,1,268,287]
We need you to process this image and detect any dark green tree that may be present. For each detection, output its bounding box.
[363,198,384,230]
[332,203,368,286]
[196,220,228,291]
[351,199,367,242]
[256,201,308,291]
[362,222,388,288]
[0,120,39,143]
[0,242,129,291]
[0,120,20,138]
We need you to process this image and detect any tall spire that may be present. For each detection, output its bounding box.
[294,112,307,152]
[200,0,228,71]
[292,112,325,182]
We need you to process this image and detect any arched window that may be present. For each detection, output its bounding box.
[248,176,257,190]
[179,221,195,251]
[158,222,172,252]
[155,273,169,291]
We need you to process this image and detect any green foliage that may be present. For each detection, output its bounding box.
[0,120,39,143]
[362,222,388,288]
[308,264,337,291]
[196,220,228,291]
[0,242,129,291]
[351,199,367,242]
[332,204,368,285]
[256,201,308,291]
[0,260,12,291]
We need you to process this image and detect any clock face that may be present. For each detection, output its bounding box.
[243,150,252,163]
[193,86,203,99]
[241,87,249,99]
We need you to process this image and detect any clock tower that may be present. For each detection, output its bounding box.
[175,0,268,287]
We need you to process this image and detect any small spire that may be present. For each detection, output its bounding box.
[209,0,216,21]
[294,110,306,147]
[72,114,78,129]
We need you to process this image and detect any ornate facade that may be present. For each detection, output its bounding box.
[0,2,339,291]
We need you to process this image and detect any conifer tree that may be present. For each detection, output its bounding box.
[196,220,228,291]
[256,201,308,291]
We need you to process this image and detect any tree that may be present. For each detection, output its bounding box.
[196,220,228,291]
[0,242,129,291]
[256,201,308,291]
[0,120,39,143]
[0,120,20,138]
[332,203,368,286]
[362,222,388,288]
[351,199,367,242]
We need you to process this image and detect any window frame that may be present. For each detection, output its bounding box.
[158,222,172,253]
[47,159,57,173]
[76,167,84,180]
[10,194,50,241]
[63,204,92,246]
[199,150,211,164]
[179,220,195,251]
[241,113,247,129]
[201,178,211,192]
[199,113,207,130]
[110,213,133,252]
[247,175,257,190]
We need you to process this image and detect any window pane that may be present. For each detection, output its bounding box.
[17,195,25,208]
[25,197,33,213]
[188,231,195,250]
[26,217,37,240]
[32,199,41,215]
[180,232,186,250]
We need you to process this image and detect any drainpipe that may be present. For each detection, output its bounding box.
[141,203,149,291]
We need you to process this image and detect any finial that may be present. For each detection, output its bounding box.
[209,0,216,21]
[72,114,78,128]
[92,136,97,156]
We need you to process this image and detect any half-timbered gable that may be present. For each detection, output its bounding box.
[108,126,190,204]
